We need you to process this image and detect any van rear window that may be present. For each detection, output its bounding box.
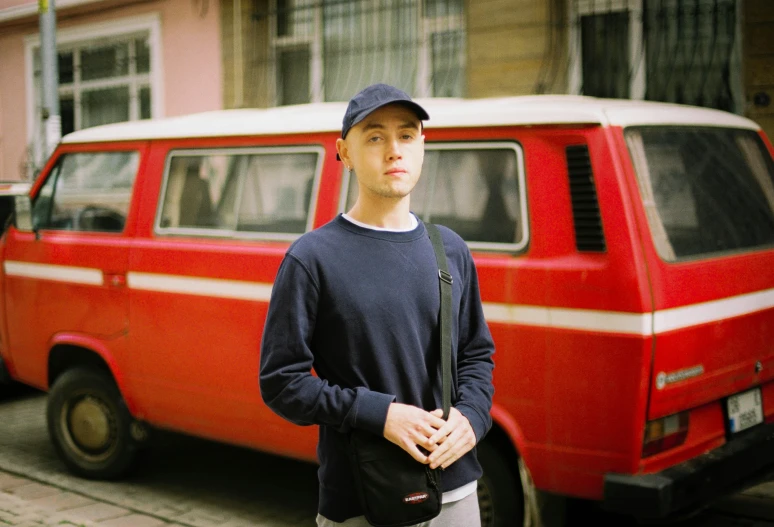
[343,143,527,251]
[626,127,774,261]
[157,147,322,238]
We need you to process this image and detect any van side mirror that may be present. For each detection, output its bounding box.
[14,195,33,231]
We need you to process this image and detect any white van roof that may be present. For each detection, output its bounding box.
[61,95,761,144]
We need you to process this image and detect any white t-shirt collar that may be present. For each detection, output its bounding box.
[341,213,419,232]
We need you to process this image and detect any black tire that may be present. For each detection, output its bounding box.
[477,440,523,527]
[47,367,138,479]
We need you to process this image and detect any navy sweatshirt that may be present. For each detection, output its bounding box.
[259,215,495,522]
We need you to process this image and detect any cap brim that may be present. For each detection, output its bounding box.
[344,100,429,138]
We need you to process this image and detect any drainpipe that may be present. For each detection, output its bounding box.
[39,0,60,163]
[233,0,243,108]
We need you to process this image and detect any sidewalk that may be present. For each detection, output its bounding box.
[715,481,774,522]
[0,471,180,527]
[0,392,314,527]
[1,390,772,527]
[4,464,774,527]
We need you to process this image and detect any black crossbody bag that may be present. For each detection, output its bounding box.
[347,223,453,527]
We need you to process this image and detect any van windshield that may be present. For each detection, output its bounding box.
[625,127,774,261]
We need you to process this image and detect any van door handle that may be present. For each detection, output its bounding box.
[105,273,126,287]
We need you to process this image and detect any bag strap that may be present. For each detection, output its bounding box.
[425,222,452,421]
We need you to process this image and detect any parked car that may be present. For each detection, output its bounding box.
[0,181,31,233]
[2,96,773,527]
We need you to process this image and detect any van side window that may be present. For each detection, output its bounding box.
[158,148,320,237]
[31,152,139,233]
[344,143,526,250]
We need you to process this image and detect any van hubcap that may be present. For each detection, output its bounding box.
[68,396,113,452]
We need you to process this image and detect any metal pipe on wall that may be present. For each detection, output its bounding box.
[39,0,61,161]
[234,0,244,107]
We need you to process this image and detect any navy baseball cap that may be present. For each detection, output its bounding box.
[341,83,429,139]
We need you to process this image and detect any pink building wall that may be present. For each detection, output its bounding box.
[0,30,28,180]
[0,0,223,180]
[0,0,38,10]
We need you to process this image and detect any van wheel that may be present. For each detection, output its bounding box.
[477,440,523,527]
[47,368,138,479]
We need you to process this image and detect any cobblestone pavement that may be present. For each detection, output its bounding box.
[1,385,773,527]
[0,386,317,527]
[0,472,164,527]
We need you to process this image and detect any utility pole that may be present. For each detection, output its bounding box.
[39,0,60,164]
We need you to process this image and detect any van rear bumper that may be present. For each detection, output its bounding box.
[603,422,774,519]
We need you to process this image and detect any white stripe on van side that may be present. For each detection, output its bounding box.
[3,261,103,286]
[128,273,651,333]
[482,303,652,335]
[127,272,273,302]
[652,288,774,334]
[5,263,773,335]
[483,287,774,335]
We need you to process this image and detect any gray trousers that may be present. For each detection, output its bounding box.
[315,492,480,527]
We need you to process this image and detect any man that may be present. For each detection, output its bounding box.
[259,84,495,527]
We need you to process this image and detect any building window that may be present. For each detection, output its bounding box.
[270,0,465,105]
[580,11,631,98]
[643,0,740,112]
[25,14,161,178]
[570,0,743,113]
[570,0,644,99]
[34,33,153,136]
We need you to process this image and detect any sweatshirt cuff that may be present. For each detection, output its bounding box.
[353,389,395,436]
[456,404,490,444]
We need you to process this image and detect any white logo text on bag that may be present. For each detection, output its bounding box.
[403,492,429,504]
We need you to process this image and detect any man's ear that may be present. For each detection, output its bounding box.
[336,138,350,169]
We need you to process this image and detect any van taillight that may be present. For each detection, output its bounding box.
[642,412,689,458]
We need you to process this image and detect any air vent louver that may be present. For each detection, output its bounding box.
[566,145,606,252]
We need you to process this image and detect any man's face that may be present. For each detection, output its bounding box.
[337,103,425,202]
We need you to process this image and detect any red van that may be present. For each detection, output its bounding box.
[2,96,773,527]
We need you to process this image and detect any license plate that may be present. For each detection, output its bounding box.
[727,388,764,434]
